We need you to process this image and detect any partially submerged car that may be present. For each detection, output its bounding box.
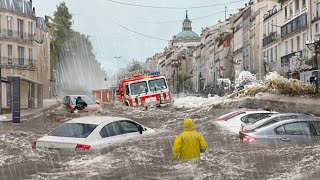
[240,113,312,132]
[62,95,102,113]
[32,116,155,150]
[239,117,320,144]
[214,110,278,133]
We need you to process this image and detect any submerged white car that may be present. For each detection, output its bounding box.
[32,116,155,150]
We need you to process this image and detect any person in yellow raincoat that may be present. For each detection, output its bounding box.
[172,119,208,161]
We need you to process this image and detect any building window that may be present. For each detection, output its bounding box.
[295,0,299,12]
[291,39,294,52]
[18,19,24,38]
[7,16,12,37]
[285,41,288,54]
[317,3,320,18]
[18,46,24,65]
[271,20,274,33]
[302,0,306,8]
[297,36,301,50]
[274,46,277,61]
[28,21,33,39]
[285,6,288,19]
[28,48,33,65]
[0,44,2,64]
[316,23,319,33]
[270,48,274,62]
[0,16,2,35]
[8,45,12,64]
[303,32,307,49]
[290,3,293,17]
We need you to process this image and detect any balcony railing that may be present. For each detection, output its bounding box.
[0,57,36,70]
[0,29,34,44]
[263,32,278,47]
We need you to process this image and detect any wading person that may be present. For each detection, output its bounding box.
[172,119,207,161]
[72,96,87,112]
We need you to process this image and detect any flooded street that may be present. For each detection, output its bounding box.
[0,104,319,180]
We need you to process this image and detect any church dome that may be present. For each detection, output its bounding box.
[175,10,199,41]
[0,0,33,16]
[176,30,199,40]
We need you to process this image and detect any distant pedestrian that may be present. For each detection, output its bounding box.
[172,119,207,161]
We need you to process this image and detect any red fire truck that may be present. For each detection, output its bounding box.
[116,71,172,108]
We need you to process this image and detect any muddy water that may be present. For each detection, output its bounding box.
[0,105,320,180]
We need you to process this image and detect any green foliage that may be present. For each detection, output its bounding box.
[129,60,142,72]
[51,2,73,49]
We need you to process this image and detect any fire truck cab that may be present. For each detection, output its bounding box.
[116,72,172,108]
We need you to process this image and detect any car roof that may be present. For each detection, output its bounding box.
[244,110,276,114]
[268,113,306,117]
[68,95,89,97]
[65,116,132,125]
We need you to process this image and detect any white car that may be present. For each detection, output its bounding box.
[32,116,155,150]
[215,110,278,133]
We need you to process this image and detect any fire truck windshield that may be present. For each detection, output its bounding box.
[130,81,148,95]
[148,78,167,91]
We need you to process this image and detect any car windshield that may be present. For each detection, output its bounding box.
[48,123,98,138]
[130,81,148,95]
[71,96,95,105]
[148,78,167,91]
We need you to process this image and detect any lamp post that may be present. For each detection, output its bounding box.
[306,39,320,93]
[171,59,181,96]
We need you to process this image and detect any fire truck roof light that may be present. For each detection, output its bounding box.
[151,71,160,76]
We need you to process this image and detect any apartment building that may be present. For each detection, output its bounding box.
[280,0,310,78]
[0,0,50,110]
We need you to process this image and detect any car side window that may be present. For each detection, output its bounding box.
[255,120,278,130]
[118,120,139,133]
[66,97,71,105]
[312,121,320,135]
[99,122,122,138]
[63,97,69,104]
[246,113,270,124]
[275,122,311,135]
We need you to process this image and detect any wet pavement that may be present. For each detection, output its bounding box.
[0,104,320,180]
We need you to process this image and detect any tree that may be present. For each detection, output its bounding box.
[50,2,73,70]
[129,60,142,72]
[50,2,108,94]
[51,2,72,50]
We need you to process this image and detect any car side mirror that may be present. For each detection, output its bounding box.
[96,100,100,104]
[116,90,120,95]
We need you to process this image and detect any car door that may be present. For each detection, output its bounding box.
[117,120,142,140]
[274,121,313,144]
[94,122,127,149]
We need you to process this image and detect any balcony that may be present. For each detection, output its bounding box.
[263,32,278,47]
[0,29,34,44]
[281,13,307,38]
[0,57,36,70]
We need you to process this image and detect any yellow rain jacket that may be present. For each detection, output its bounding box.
[172,119,208,161]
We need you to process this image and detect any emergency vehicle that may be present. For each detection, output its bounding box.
[115,71,172,108]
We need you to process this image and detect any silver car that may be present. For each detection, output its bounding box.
[239,117,320,145]
[240,113,312,132]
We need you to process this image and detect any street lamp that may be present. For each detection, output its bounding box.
[306,39,320,93]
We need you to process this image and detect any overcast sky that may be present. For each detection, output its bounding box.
[33,0,246,74]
